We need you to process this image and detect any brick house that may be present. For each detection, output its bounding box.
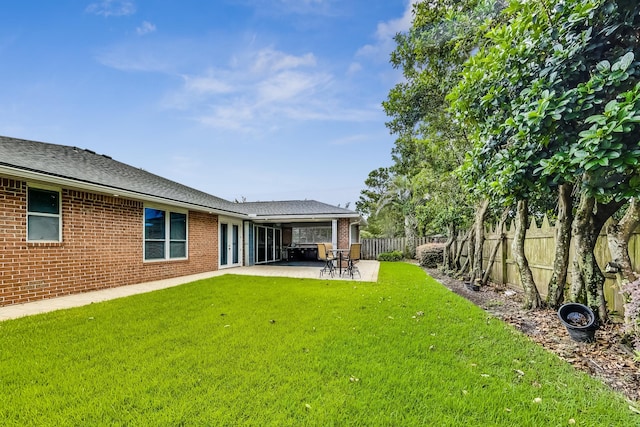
[0,136,361,307]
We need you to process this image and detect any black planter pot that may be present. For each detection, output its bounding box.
[464,281,480,292]
[557,303,598,343]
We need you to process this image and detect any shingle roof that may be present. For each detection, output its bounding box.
[236,200,356,216]
[0,136,359,219]
[0,135,242,214]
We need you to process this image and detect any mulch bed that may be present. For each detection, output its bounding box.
[423,267,640,404]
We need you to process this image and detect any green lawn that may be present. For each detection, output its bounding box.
[0,263,636,426]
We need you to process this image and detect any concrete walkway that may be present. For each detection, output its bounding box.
[0,260,379,321]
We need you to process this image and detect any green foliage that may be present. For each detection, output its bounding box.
[375,0,507,237]
[450,0,640,204]
[356,167,391,218]
[360,210,403,238]
[357,169,413,238]
[377,250,404,262]
[357,168,408,238]
[0,264,636,425]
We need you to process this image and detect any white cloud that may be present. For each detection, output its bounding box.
[97,34,382,134]
[136,21,156,36]
[85,0,136,17]
[196,104,255,131]
[183,73,234,95]
[329,133,370,146]
[251,48,316,73]
[356,0,417,61]
[347,62,362,75]
[96,38,202,73]
[159,47,355,132]
[375,0,416,40]
[97,46,170,72]
[256,70,326,103]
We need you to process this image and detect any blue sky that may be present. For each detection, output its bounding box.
[0,0,414,207]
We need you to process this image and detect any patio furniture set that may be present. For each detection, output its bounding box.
[317,243,361,279]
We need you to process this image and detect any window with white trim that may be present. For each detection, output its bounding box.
[144,207,187,260]
[292,226,331,244]
[27,187,61,242]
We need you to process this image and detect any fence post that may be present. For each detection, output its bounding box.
[501,232,508,286]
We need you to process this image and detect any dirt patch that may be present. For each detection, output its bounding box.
[424,267,640,403]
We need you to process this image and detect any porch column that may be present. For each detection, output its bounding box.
[332,219,338,248]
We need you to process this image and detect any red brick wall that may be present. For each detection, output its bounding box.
[337,218,350,250]
[0,177,218,307]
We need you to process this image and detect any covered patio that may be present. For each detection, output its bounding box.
[237,200,362,267]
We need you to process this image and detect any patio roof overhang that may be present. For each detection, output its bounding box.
[247,213,362,224]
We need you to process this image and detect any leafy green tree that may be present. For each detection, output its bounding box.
[376,174,420,257]
[356,167,392,220]
[381,0,505,264]
[449,0,640,319]
[356,168,404,238]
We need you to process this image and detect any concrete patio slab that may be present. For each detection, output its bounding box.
[0,260,379,321]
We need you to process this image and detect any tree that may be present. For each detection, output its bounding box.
[449,0,640,320]
[382,0,505,262]
[513,200,543,308]
[357,167,405,238]
[606,198,640,287]
[546,183,574,309]
[375,174,420,257]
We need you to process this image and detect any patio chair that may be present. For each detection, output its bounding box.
[342,243,361,279]
[317,243,335,277]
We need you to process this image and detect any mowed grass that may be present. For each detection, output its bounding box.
[0,263,636,426]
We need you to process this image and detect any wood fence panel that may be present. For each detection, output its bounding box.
[455,215,629,314]
[361,236,446,260]
[483,234,503,284]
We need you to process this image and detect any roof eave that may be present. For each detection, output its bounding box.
[249,213,361,223]
[0,164,247,218]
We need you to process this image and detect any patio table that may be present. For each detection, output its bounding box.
[330,249,350,276]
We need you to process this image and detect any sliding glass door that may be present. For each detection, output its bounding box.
[254,225,281,264]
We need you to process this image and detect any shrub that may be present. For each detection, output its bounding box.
[416,243,444,268]
[377,251,404,262]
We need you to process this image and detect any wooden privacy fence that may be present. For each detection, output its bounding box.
[454,215,629,314]
[361,236,445,260]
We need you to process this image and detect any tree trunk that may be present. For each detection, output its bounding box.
[547,183,574,309]
[512,199,542,309]
[453,229,466,271]
[481,208,510,287]
[455,228,473,275]
[570,192,626,323]
[471,199,490,284]
[443,223,456,271]
[463,226,476,275]
[458,256,470,277]
[404,214,418,259]
[606,198,640,287]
